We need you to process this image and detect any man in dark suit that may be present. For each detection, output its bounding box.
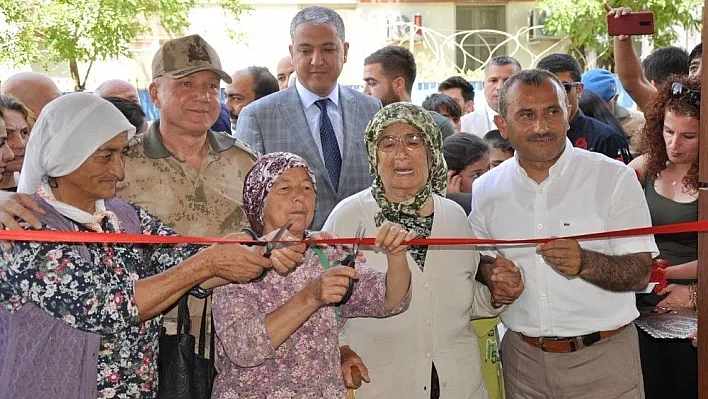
[236,6,381,229]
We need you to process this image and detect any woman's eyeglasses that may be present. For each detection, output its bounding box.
[671,82,701,108]
[562,82,580,93]
[376,133,427,152]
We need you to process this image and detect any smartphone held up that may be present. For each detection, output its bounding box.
[607,11,655,36]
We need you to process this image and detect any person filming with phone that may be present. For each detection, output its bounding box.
[607,4,701,111]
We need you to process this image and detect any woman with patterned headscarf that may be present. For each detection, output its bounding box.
[324,103,506,399]
[211,151,415,398]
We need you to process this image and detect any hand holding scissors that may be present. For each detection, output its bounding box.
[333,223,366,305]
[247,219,306,280]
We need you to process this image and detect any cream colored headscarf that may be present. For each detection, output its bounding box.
[17,93,136,228]
[364,102,447,226]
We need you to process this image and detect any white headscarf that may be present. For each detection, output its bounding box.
[18,92,136,228]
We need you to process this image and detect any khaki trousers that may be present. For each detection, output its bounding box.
[501,323,645,399]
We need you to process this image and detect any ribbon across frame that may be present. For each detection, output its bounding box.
[5,220,708,247]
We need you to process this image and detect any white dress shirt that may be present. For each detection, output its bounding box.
[468,139,658,337]
[460,104,497,137]
[295,80,344,160]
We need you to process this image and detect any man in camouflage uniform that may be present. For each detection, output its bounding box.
[117,34,258,337]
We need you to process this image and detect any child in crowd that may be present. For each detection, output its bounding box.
[483,129,514,168]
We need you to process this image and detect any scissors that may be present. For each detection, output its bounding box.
[252,219,294,281]
[335,223,365,305]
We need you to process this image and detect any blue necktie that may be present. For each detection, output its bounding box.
[315,99,342,191]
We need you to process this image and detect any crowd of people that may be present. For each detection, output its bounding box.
[0,3,701,399]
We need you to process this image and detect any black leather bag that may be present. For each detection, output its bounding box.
[158,296,216,399]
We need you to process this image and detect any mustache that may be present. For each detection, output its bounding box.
[527,132,556,140]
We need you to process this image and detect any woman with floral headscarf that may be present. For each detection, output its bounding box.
[324,103,510,399]
[211,151,414,398]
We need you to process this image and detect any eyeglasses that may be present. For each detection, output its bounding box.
[376,133,427,152]
[562,82,580,93]
[671,82,701,108]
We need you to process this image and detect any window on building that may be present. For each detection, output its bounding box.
[455,5,507,72]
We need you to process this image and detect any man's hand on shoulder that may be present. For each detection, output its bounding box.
[0,192,44,249]
[0,192,43,230]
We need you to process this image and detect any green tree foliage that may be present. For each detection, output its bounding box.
[537,0,702,65]
[0,0,249,91]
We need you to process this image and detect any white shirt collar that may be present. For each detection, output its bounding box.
[513,138,574,182]
[485,105,498,125]
[295,79,340,109]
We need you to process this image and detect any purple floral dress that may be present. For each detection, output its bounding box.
[211,243,411,399]
[0,205,203,399]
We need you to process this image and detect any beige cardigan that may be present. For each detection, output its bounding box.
[323,189,500,399]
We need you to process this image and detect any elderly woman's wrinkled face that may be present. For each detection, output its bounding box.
[376,123,430,202]
[4,109,29,173]
[55,132,128,204]
[0,118,13,178]
[262,167,316,238]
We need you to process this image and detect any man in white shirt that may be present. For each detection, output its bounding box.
[469,68,658,398]
[461,56,521,136]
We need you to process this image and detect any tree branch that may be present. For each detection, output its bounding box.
[81,59,94,91]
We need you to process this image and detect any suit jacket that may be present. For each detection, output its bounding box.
[236,84,381,229]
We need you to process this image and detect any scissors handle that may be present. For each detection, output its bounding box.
[336,254,357,305]
[253,242,280,281]
[263,242,277,259]
[253,241,280,281]
[240,227,269,282]
[253,269,268,281]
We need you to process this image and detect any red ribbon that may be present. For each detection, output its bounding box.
[4,220,708,246]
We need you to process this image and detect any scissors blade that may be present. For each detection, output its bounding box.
[352,223,365,254]
[271,221,292,242]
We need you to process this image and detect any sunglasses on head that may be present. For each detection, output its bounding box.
[670,82,701,108]
[562,82,580,94]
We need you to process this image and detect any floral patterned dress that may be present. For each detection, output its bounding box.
[211,243,412,399]
[0,205,203,399]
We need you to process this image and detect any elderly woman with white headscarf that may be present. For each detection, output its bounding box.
[0,93,304,399]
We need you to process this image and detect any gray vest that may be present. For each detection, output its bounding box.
[0,196,140,399]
